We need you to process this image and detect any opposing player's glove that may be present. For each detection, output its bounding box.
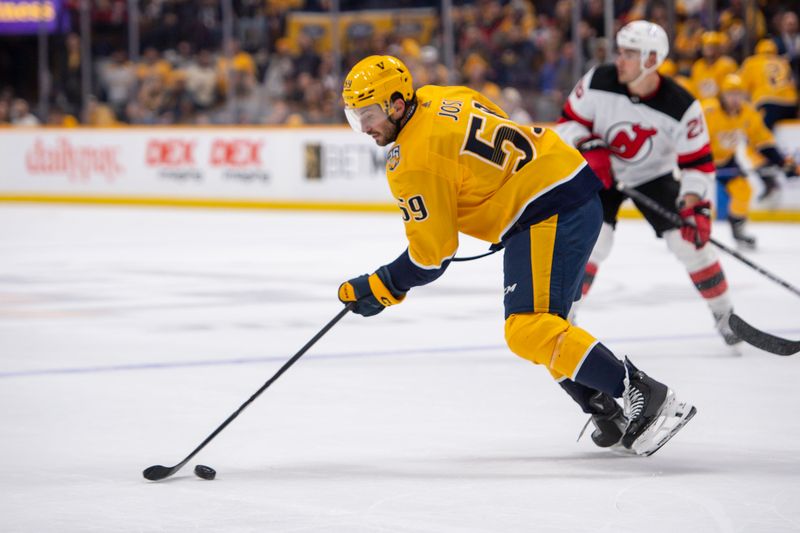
[678,199,712,249]
[338,266,406,317]
[577,136,613,189]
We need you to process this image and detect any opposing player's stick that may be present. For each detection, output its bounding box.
[143,303,355,481]
[618,183,800,298]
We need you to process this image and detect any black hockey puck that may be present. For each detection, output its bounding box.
[194,464,216,480]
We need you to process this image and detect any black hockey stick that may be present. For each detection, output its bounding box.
[143,302,355,481]
[618,183,800,298]
[453,248,500,262]
[728,313,800,356]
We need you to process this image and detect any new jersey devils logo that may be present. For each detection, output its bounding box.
[607,122,657,162]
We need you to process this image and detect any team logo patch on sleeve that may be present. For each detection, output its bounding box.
[387,145,401,171]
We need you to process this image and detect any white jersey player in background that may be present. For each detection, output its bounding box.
[556,21,740,346]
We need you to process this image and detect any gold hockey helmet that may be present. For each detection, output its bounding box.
[342,55,414,133]
[343,55,413,112]
[701,31,727,47]
[720,74,745,93]
[755,39,778,55]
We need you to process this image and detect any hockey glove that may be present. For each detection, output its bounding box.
[678,199,712,249]
[338,266,406,317]
[783,157,798,179]
[577,136,614,189]
[755,165,781,201]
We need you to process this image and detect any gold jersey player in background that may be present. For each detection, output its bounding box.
[703,74,798,249]
[336,55,696,456]
[738,39,798,131]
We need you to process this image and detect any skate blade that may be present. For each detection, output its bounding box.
[726,343,743,357]
[609,443,639,456]
[630,392,697,457]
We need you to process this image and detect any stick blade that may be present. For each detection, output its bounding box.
[143,465,174,481]
[729,314,800,356]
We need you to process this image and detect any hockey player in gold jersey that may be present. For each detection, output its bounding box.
[337,55,696,456]
[691,32,738,100]
[703,74,798,248]
[738,39,799,130]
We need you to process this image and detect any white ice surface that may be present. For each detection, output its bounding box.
[1,204,799,533]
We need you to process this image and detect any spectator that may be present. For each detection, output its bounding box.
[187,0,222,51]
[10,99,40,126]
[493,14,537,89]
[47,106,80,127]
[235,0,268,51]
[137,76,168,118]
[583,0,606,38]
[137,47,173,86]
[161,71,197,124]
[719,0,767,62]
[98,49,138,118]
[54,32,83,117]
[775,11,800,81]
[166,41,195,71]
[293,32,322,77]
[262,38,295,102]
[124,100,155,125]
[217,38,257,99]
[585,37,610,71]
[658,58,697,96]
[0,99,9,124]
[92,0,126,55]
[185,49,221,111]
[462,53,501,103]
[500,86,532,124]
[533,39,573,122]
[83,96,118,126]
[673,14,704,74]
[262,97,292,125]
[148,12,183,52]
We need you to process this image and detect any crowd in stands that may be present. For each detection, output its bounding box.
[0,0,798,127]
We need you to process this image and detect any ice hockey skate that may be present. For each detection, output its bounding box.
[714,309,742,346]
[729,216,757,250]
[576,391,627,447]
[621,358,697,457]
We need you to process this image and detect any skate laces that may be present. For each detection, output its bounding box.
[623,359,645,421]
[576,417,592,442]
[625,386,645,420]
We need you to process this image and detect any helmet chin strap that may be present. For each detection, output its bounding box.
[628,52,659,90]
[386,95,418,142]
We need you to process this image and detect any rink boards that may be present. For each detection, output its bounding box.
[0,122,799,220]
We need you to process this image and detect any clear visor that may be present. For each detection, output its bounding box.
[344,104,390,134]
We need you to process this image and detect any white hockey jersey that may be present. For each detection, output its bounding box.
[555,65,715,199]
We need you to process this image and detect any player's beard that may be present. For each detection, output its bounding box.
[376,122,400,146]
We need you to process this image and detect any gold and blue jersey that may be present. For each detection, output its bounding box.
[690,56,738,99]
[382,85,599,291]
[738,53,798,108]
[702,97,783,172]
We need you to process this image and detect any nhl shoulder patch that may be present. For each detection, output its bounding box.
[387,145,401,171]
